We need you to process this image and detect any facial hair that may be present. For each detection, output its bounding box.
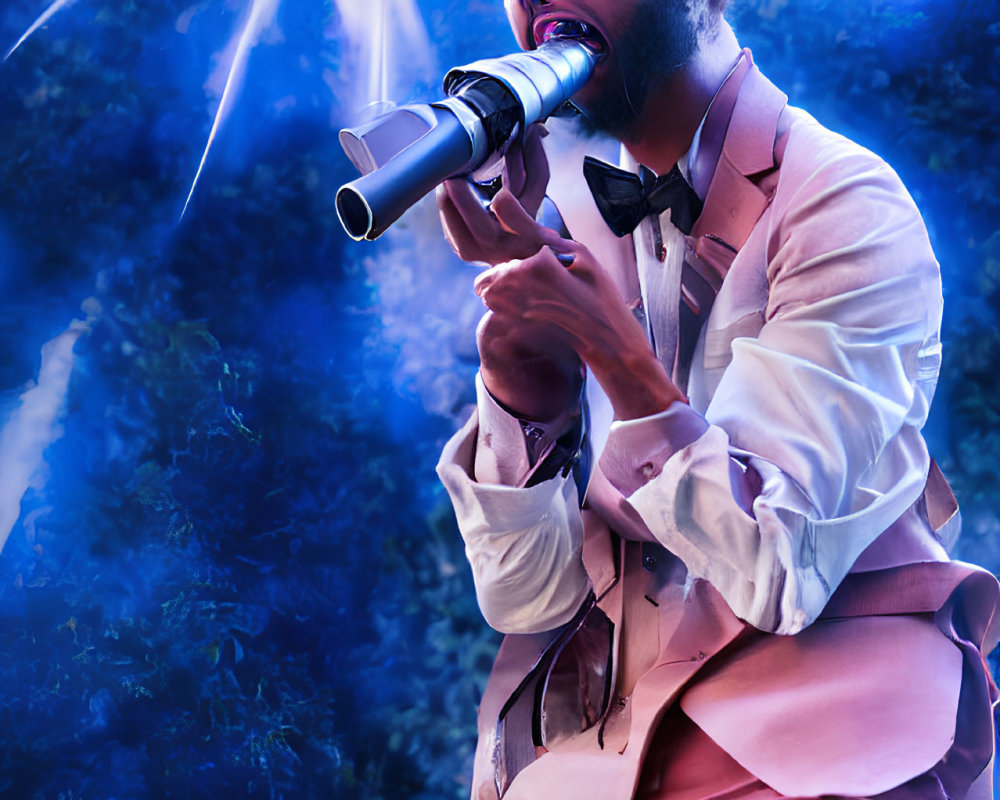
[575,0,698,140]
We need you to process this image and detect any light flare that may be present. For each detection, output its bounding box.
[180,0,281,220]
[4,0,77,62]
[329,0,436,119]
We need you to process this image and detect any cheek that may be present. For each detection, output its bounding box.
[504,0,532,50]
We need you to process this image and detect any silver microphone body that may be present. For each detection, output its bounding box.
[336,39,599,242]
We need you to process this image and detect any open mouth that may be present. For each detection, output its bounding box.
[534,18,607,54]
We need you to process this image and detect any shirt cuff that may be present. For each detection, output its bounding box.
[599,402,710,496]
[473,372,581,488]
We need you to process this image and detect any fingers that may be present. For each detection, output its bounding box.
[504,132,527,198]
[435,123,557,265]
[501,123,548,216]
[438,180,562,265]
[473,258,514,299]
[439,179,499,244]
[477,245,616,331]
[436,178,536,264]
[474,244,578,297]
[489,187,550,242]
[473,247,568,317]
[436,183,489,263]
[518,124,550,216]
[543,238,599,279]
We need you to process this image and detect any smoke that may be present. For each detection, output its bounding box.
[0,304,96,554]
[324,0,482,422]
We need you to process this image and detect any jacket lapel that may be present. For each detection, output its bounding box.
[690,51,787,255]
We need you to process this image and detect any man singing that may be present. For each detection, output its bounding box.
[435,1,999,797]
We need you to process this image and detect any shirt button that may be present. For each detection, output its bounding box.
[642,553,658,571]
[658,243,668,262]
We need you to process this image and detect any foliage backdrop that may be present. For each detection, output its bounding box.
[0,0,996,797]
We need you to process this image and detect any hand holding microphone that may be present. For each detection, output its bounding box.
[336,38,599,241]
[436,123,554,266]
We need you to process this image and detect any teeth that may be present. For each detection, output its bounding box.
[541,19,604,50]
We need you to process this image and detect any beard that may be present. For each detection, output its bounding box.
[574,0,698,140]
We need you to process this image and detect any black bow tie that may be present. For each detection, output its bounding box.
[583,156,704,237]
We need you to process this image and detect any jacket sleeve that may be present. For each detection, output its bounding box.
[599,132,946,634]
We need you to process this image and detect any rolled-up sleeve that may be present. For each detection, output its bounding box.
[437,404,591,634]
[599,131,944,634]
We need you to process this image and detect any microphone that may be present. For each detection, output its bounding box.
[336,38,599,241]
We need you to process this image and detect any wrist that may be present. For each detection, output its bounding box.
[481,360,583,421]
[589,350,685,421]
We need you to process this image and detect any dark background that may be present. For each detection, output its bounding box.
[0,0,997,797]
